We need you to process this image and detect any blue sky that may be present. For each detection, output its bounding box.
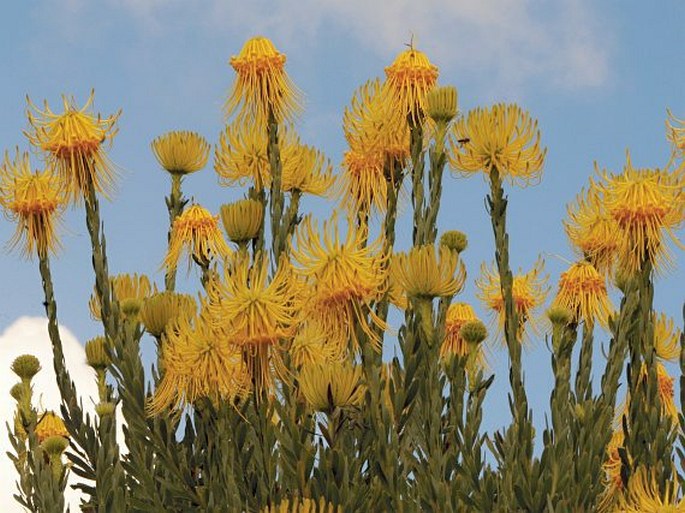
[0,0,684,455]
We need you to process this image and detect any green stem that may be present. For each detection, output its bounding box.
[267,109,285,260]
[165,174,187,292]
[409,122,426,246]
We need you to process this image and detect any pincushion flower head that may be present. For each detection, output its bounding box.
[89,273,156,321]
[151,131,210,176]
[205,253,302,393]
[450,103,546,185]
[35,411,69,443]
[148,311,250,415]
[476,259,549,343]
[281,137,335,197]
[290,322,344,369]
[653,313,681,362]
[140,291,197,339]
[551,261,612,327]
[0,150,66,257]
[564,186,620,277]
[298,360,365,413]
[384,45,439,125]
[291,214,387,353]
[25,91,120,202]
[163,204,231,272]
[620,466,685,513]
[391,244,466,299]
[593,153,685,275]
[225,36,302,123]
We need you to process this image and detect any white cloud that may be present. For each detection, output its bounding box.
[105,0,611,91]
[0,317,100,512]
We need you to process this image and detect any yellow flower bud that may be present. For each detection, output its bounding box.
[426,85,458,125]
[220,199,263,244]
[85,336,111,370]
[11,354,41,381]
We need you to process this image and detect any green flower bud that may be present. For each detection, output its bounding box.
[440,230,468,254]
[41,435,69,458]
[121,297,142,318]
[426,85,458,125]
[547,306,572,326]
[95,401,116,417]
[85,337,111,370]
[140,292,197,338]
[460,320,487,347]
[11,355,41,381]
[10,383,24,402]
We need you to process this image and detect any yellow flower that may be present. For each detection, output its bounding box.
[594,153,685,275]
[440,303,481,360]
[339,147,388,216]
[89,273,156,321]
[140,291,197,338]
[0,150,66,257]
[205,253,302,393]
[35,411,69,443]
[282,139,335,197]
[298,360,365,412]
[621,466,684,512]
[450,104,546,185]
[148,312,250,415]
[163,204,231,272]
[290,322,344,369]
[654,313,681,362]
[384,46,439,124]
[666,109,685,157]
[476,259,549,343]
[597,429,625,513]
[391,244,466,299]
[621,362,679,426]
[225,36,302,123]
[25,91,120,202]
[291,214,387,353]
[262,498,341,513]
[551,261,612,327]
[151,131,210,175]
[564,186,620,277]
[219,199,264,244]
[215,120,271,190]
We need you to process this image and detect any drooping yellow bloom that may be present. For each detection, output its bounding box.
[281,140,335,197]
[219,199,264,244]
[25,92,120,202]
[35,411,69,443]
[391,245,466,299]
[139,291,197,338]
[384,46,439,124]
[298,360,365,412]
[666,109,685,157]
[621,362,679,426]
[440,303,481,359]
[594,154,685,275]
[564,186,620,277]
[148,312,250,415]
[262,498,341,513]
[290,322,344,369]
[597,429,625,513]
[620,466,685,512]
[476,259,549,343]
[151,131,210,175]
[339,147,388,216]
[163,204,231,272]
[551,261,612,327]
[291,214,388,353]
[450,104,546,185]
[654,313,681,362]
[89,273,156,321]
[225,36,302,123]
[215,120,271,190]
[0,151,66,257]
[205,253,301,393]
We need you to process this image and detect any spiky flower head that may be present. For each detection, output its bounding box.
[291,214,388,353]
[25,91,120,202]
[148,312,250,415]
[621,362,679,427]
[391,244,466,299]
[205,253,302,393]
[620,466,685,512]
[339,147,388,216]
[163,204,231,272]
[282,140,335,197]
[440,303,480,359]
[151,130,210,176]
[593,153,685,275]
[140,291,197,338]
[551,261,612,327]
[654,313,681,362]
[564,186,620,277]
[476,259,549,343]
[89,273,156,321]
[0,151,66,257]
[11,354,41,381]
[85,336,111,370]
[298,360,365,412]
[450,103,546,185]
[220,199,264,244]
[666,109,685,157]
[426,85,458,126]
[290,322,344,369]
[225,36,302,123]
[384,46,439,124]
[440,230,468,254]
[262,498,341,513]
[35,411,69,443]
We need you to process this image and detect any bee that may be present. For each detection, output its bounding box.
[457,137,470,146]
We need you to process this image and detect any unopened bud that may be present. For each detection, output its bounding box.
[11,355,41,381]
[547,306,572,327]
[426,86,458,125]
[460,320,487,347]
[121,298,142,318]
[10,383,24,402]
[220,199,263,244]
[95,401,116,418]
[440,230,468,254]
[85,337,111,370]
[41,435,69,457]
